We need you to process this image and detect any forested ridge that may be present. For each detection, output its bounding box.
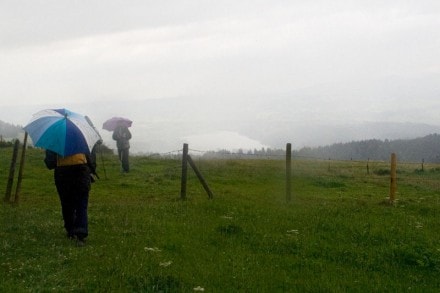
[295,134,440,163]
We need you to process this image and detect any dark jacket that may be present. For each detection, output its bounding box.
[112,125,131,150]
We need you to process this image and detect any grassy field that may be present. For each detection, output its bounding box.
[1,147,440,292]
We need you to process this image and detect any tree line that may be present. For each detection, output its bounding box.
[295,134,440,163]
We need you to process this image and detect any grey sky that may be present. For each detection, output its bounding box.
[1,1,440,151]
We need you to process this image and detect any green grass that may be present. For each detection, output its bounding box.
[1,148,440,292]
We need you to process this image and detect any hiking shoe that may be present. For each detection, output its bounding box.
[76,238,86,247]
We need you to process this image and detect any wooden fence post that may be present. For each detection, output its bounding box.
[14,132,28,204]
[4,140,19,202]
[389,153,397,203]
[187,155,213,199]
[286,143,292,202]
[180,143,188,200]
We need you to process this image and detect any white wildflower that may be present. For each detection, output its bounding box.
[194,286,205,291]
[159,261,172,267]
[287,229,299,234]
[144,247,161,252]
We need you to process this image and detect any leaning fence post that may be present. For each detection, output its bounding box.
[4,140,20,202]
[180,143,188,200]
[187,155,213,199]
[389,153,397,204]
[286,143,292,202]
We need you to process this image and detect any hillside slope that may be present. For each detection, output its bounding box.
[296,134,440,162]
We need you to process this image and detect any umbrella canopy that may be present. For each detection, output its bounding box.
[23,108,102,157]
[102,117,132,131]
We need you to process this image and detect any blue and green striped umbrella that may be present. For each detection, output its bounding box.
[24,108,101,157]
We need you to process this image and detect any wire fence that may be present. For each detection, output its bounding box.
[180,146,440,195]
[3,142,440,200]
[136,145,438,202]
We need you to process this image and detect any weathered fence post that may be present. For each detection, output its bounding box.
[180,143,188,200]
[389,153,397,204]
[187,155,213,199]
[14,132,28,204]
[179,144,214,199]
[286,143,292,202]
[4,140,20,202]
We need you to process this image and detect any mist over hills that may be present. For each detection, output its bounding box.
[102,98,440,153]
[0,120,23,140]
[2,97,440,159]
[83,98,440,153]
[0,116,440,163]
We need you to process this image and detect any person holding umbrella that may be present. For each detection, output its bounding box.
[24,109,101,246]
[112,122,132,173]
[44,146,99,246]
[104,117,132,173]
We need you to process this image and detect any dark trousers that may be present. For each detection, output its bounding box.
[54,165,91,239]
[118,148,130,172]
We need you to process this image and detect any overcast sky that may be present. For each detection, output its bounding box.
[1,1,440,150]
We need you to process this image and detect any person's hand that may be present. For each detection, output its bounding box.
[90,174,98,183]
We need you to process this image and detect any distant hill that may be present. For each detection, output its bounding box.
[240,121,440,150]
[295,134,440,163]
[0,120,23,141]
